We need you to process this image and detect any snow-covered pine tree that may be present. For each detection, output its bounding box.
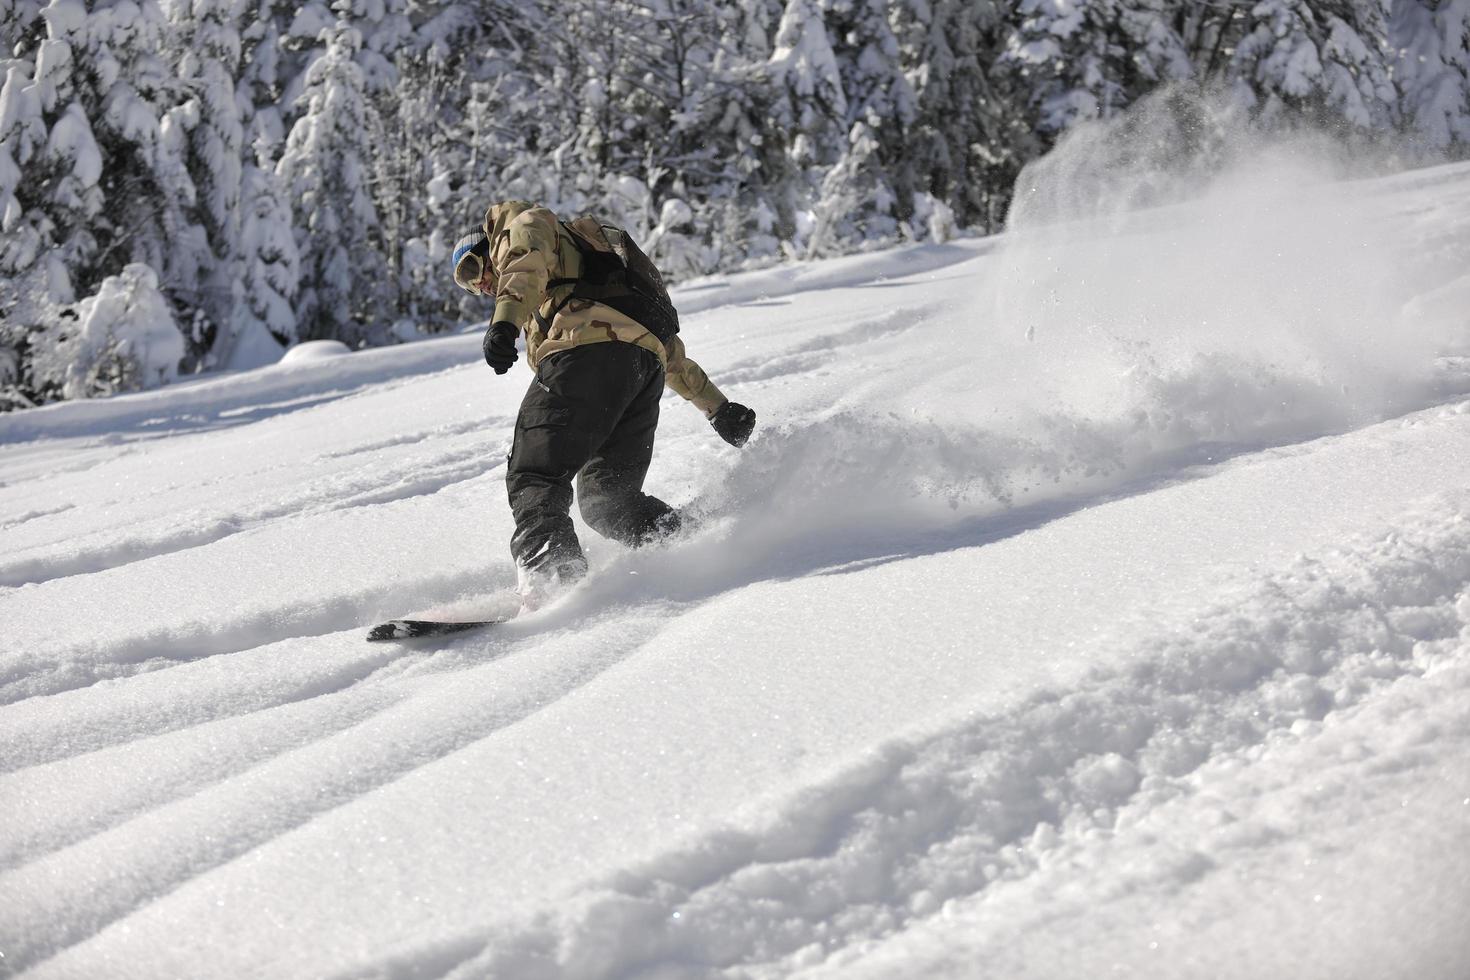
[237,1,294,151]
[636,0,729,264]
[345,0,412,94]
[236,161,299,350]
[1004,0,1192,136]
[805,0,916,255]
[1,0,202,405]
[321,0,446,333]
[260,0,337,157]
[1,4,56,408]
[1170,0,1239,78]
[890,0,960,228]
[806,119,887,256]
[0,49,52,282]
[378,0,542,330]
[278,0,337,62]
[381,0,529,329]
[768,0,847,153]
[162,0,251,367]
[275,15,386,344]
[1392,0,1470,150]
[765,0,846,254]
[705,0,793,265]
[437,0,584,216]
[1226,0,1398,131]
[942,0,1037,231]
[213,0,312,361]
[558,0,696,238]
[375,54,457,335]
[585,0,777,276]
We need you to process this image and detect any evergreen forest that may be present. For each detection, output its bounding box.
[2,0,1468,408]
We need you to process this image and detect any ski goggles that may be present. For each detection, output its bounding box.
[453,231,491,295]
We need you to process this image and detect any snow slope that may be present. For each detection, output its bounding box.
[2,155,1470,979]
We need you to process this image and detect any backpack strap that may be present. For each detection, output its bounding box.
[537,220,601,328]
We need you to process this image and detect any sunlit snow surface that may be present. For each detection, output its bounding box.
[3,160,1470,979]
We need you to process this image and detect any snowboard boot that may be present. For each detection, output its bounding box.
[515,552,589,614]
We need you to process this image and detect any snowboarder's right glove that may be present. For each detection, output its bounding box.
[483,320,519,374]
[710,401,756,448]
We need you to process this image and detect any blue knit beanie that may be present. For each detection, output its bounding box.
[452,232,490,294]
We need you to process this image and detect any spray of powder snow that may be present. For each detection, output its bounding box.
[987,88,1457,434]
[696,91,1470,554]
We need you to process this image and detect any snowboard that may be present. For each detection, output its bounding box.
[366,551,613,642]
[366,618,509,642]
[364,580,571,642]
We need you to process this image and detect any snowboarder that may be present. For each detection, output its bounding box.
[453,201,756,602]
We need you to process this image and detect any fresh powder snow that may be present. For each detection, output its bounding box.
[2,154,1469,978]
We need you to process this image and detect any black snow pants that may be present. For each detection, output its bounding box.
[506,341,680,571]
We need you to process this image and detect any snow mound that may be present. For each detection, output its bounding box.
[279,339,352,364]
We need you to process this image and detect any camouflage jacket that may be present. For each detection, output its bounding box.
[480,201,727,417]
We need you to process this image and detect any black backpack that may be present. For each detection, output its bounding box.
[542,216,681,345]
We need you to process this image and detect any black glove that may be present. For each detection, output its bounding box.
[483,320,519,374]
[710,401,756,448]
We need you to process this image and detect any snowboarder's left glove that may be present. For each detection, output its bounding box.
[711,401,756,447]
[484,321,519,374]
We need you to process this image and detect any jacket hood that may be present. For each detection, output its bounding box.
[484,201,538,243]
